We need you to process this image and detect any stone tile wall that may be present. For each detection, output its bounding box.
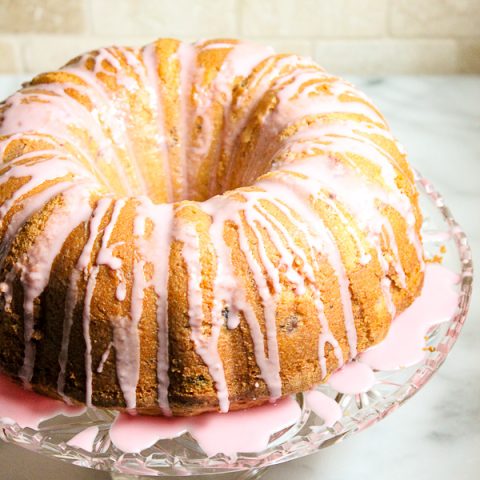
[0,0,478,74]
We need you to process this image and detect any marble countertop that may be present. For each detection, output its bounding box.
[0,75,478,480]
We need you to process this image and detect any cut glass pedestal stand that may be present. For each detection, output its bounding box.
[0,173,473,480]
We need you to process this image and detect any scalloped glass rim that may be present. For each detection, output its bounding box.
[0,171,474,477]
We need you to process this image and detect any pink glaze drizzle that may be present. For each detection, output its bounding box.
[83,199,125,405]
[0,38,426,413]
[16,184,94,386]
[142,43,173,202]
[109,396,301,456]
[134,199,174,414]
[57,197,112,398]
[173,215,230,412]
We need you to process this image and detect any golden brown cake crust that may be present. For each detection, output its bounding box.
[0,38,424,416]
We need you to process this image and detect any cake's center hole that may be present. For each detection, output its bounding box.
[118,135,274,204]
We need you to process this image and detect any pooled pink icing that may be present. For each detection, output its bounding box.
[304,390,342,427]
[66,425,99,451]
[110,396,301,456]
[0,374,84,429]
[360,263,460,370]
[110,412,187,453]
[187,396,301,457]
[328,361,375,394]
[306,262,460,426]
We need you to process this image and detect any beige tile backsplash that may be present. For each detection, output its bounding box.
[0,0,86,33]
[0,0,478,74]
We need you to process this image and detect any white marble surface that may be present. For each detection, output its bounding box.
[0,75,478,480]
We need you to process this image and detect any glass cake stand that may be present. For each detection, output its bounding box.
[0,172,473,479]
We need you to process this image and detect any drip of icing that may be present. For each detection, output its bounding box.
[95,199,126,270]
[261,196,344,373]
[82,199,127,408]
[0,157,91,224]
[111,315,141,410]
[203,194,283,400]
[110,396,301,456]
[115,281,127,301]
[304,390,342,427]
[0,181,75,272]
[173,215,230,412]
[134,199,174,415]
[150,205,174,415]
[328,361,375,394]
[0,163,92,314]
[1,86,128,194]
[63,53,146,196]
[236,217,283,399]
[256,176,358,359]
[112,258,145,410]
[97,342,113,373]
[57,197,112,398]
[142,43,173,202]
[177,42,196,200]
[381,277,396,317]
[105,224,146,411]
[266,155,411,313]
[66,425,99,452]
[15,184,94,386]
[83,267,99,406]
[83,199,125,406]
[360,263,460,370]
[0,374,84,429]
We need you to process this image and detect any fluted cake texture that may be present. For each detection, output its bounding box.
[0,38,424,416]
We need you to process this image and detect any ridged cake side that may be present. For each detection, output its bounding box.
[0,39,424,415]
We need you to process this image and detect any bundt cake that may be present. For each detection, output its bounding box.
[0,38,424,416]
